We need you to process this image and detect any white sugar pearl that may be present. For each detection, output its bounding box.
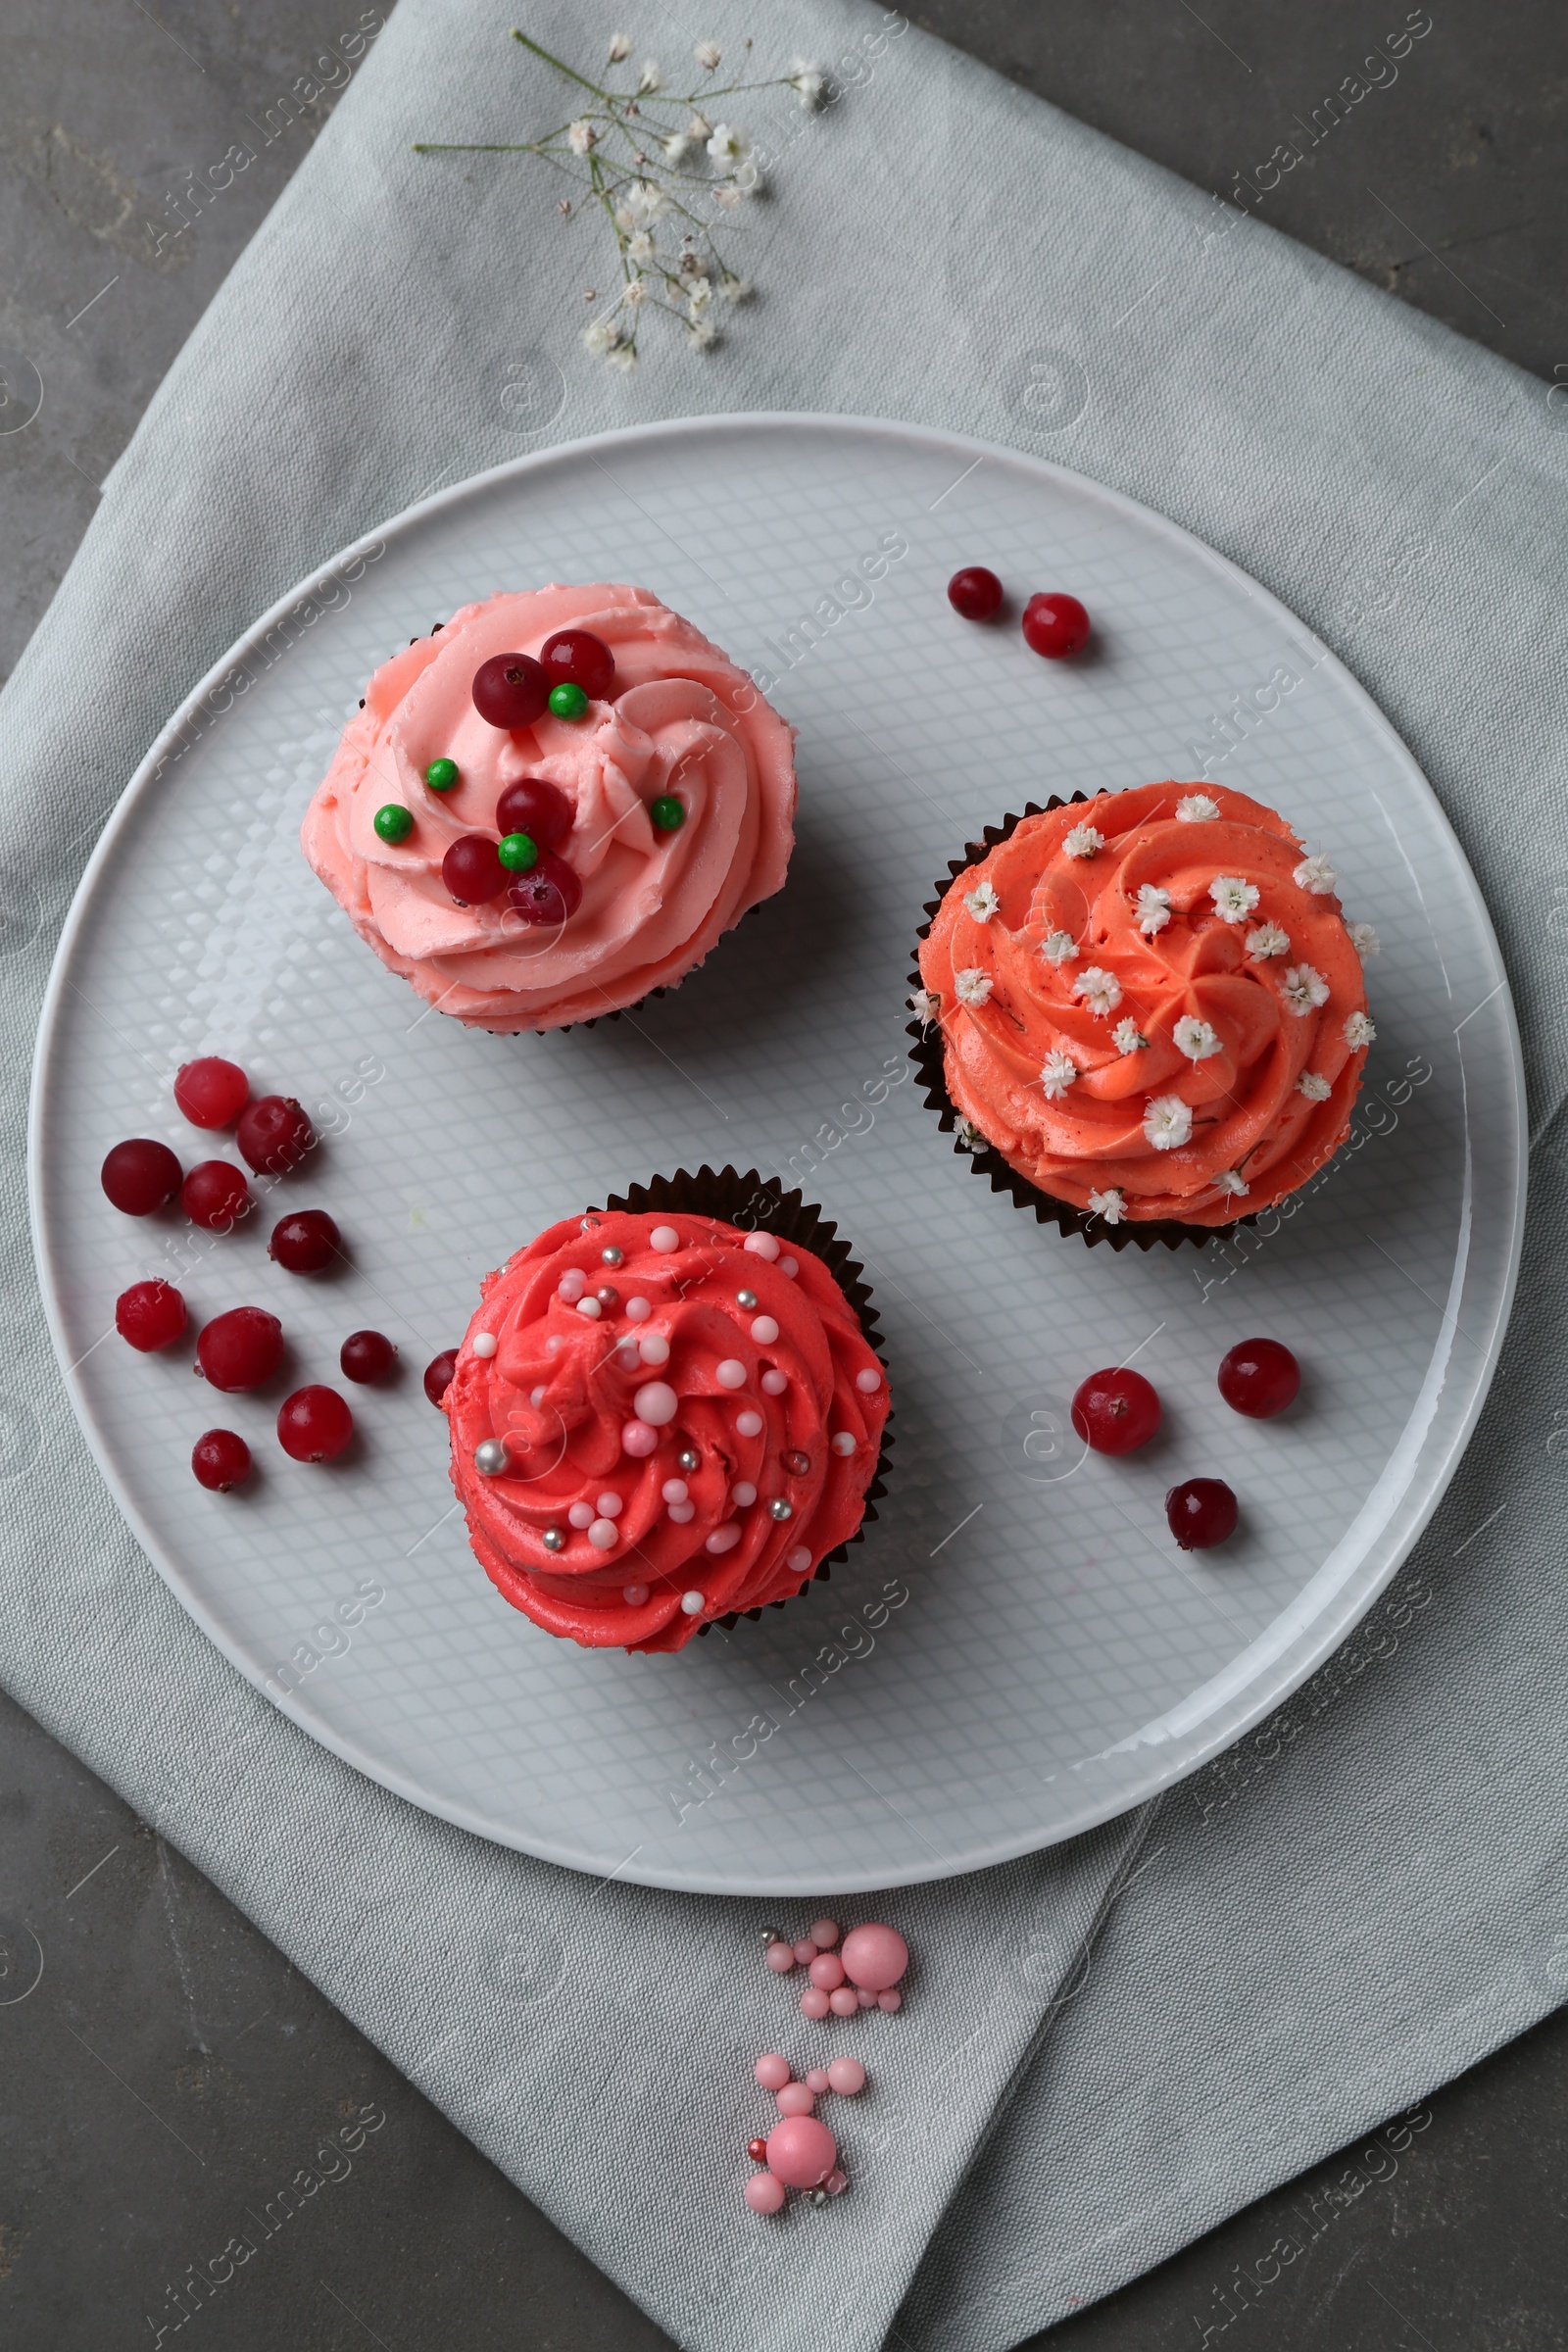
[736,1410,763,1438]
[831,1432,857,1456]
[588,1518,618,1549]
[787,1546,812,1574]
[715,1358,747,1389]
[651,1225,680,1252]
[732,1481,758,1507]
[597,1491,623,1518]
[743,1233,782,1260]
[781,1256,799,1278]
[575,1297,602,1320]
[750,1315,780,1345]
[568,1500,596,1529]
[547,1335,564,1353]
[634,1380,678,1426]
[662,1478,689,1504]
[638,1334,670,1365]
[530,1385,547,1406]
[470,1331,498,1358]
[616,1342,641,1370]
[625,1296,653,1322]
[667,1500,696,1523]
[558,1269,586,1302]
[856,1366,883,1393]
[680,1590,705,1614]
[761,1369,788,1396]
[622,1583,649,1606]
[706,1524,741,1554]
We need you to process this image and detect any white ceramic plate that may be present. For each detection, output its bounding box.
[30,416,1524,1894]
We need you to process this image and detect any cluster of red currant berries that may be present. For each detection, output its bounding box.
[947,567,1093,661]
[102,1055,397,1491]
[1070,1339,1301,1549]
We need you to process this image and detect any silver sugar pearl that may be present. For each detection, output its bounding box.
[595,1284,619,1307]
[782,1449,810,1477]
[543,1526,566,1552]
[806,2188,829,2208]
[736,1287,758,1308]
[601,1245,624,1266]
[767,1497,794,1522]
[678,1446,701,1472]
[473,1438,511,1477]
[758,1926,784,1947]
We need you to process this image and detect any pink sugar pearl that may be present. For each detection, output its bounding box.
[808,1952,845,1991]
[620,1418,659,1456]
[765,1940,795,1973]
[827,2056,865,2094]
[828,1987,858,2017]
[800,1985,831,2019]
[746,2172,786,2214]
[793,1938,816,1966]
[826,2169,849,2196]
[840,1923,908,1992]
[805,2069,831,2095]
[754,2053,791,2091]
[857,1987,877,2008]
[809,1918,840,1949]
[878,1990,902,2012]
[766,2114,837,2188]
[776,2082,814,2117]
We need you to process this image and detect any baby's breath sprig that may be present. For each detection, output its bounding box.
[414,28,829,369]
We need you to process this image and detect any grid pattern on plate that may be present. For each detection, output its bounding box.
[30,418,1520,1890]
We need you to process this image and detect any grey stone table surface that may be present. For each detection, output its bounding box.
[2,2,1565,2345]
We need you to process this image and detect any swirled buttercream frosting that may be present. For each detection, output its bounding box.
[301,585,796,1031]
[446,1207,890,1653]
[917,783,1374,1227]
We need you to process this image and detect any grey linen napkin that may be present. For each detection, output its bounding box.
[3,3,1565,2347]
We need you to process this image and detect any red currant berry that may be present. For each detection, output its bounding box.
[472,652,549,730]
[237,1096,315,1176]
[1070,1367,1161,1455]
[269,1208,342,1274]
[192,1428,252,1492]
[101,1138,182,1216]
[423,1348,458,1407]
[173,1056,249,1129]
[196,1305,283,1393]
[443,833,509,906]
[115,1279,188,1352]
[1217,1338,1300,1420]
[1022,592,1092,660]
[1165,1477,1239,1550]
[747,2137,768,2163]
[539,628,615,701]
[495,776,573,852]
[340,1329,397,1383]
[507,849,583,926]
[947,565,1004,621]
[181,1159,252,1233]
[277,1385,354,1462]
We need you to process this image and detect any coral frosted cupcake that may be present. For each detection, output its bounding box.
[912,784,1377,1242]
[302,585,796,1032]
[443,1175,891,1654]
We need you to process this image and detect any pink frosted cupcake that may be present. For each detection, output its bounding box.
[302,585,797,1031]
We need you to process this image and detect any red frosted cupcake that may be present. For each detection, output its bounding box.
[443,1175,891,1653]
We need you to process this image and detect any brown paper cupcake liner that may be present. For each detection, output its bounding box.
[908,792,1257,1254]
[594,1166,895,1634]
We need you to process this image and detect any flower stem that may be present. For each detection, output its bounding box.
[510,27,608,100]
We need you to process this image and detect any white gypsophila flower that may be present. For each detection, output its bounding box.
[622,277,649,307]
[1177,793,1219,822]
[1040,1049,1079,1100]
[1112,1017,1148,1054]
[687,112,712,139]
[608,340,639,372]
[963,879,1001,923]
[583,318,619,356]
[788,59,826,106]
[1063,822,1104,859]
[1347,921,1381,959]
[907,989,940,1024]
[707,121,750,164]
[955,966,993,1007]
[1174,1014,1222,1061]
[719,271,752,302]
[1144,1095,1194,1151]
[638,59,665,92]
[1215,1169,1250,1198]
[686,277,713,316]
[956,1116,984,1151]
[627,229,655,265]
[1246,921,1291,960]
[1090,1187,1127,1226]
[695,39,721,70]
[1210,874,1260,924]
[608,31,631,62]
[1294,853,1338,896]
[621,181,668,223]
[688,317,718,349]
[1136,883,1171,937]
[1297,1070,1332,1101]
[1072,964,1122,1016]
[1043,929,1078,964]
[1281,962,1330,1013]
[1344,1010,1377,1049]
[662,132,690,163]
[567,119,597,155]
